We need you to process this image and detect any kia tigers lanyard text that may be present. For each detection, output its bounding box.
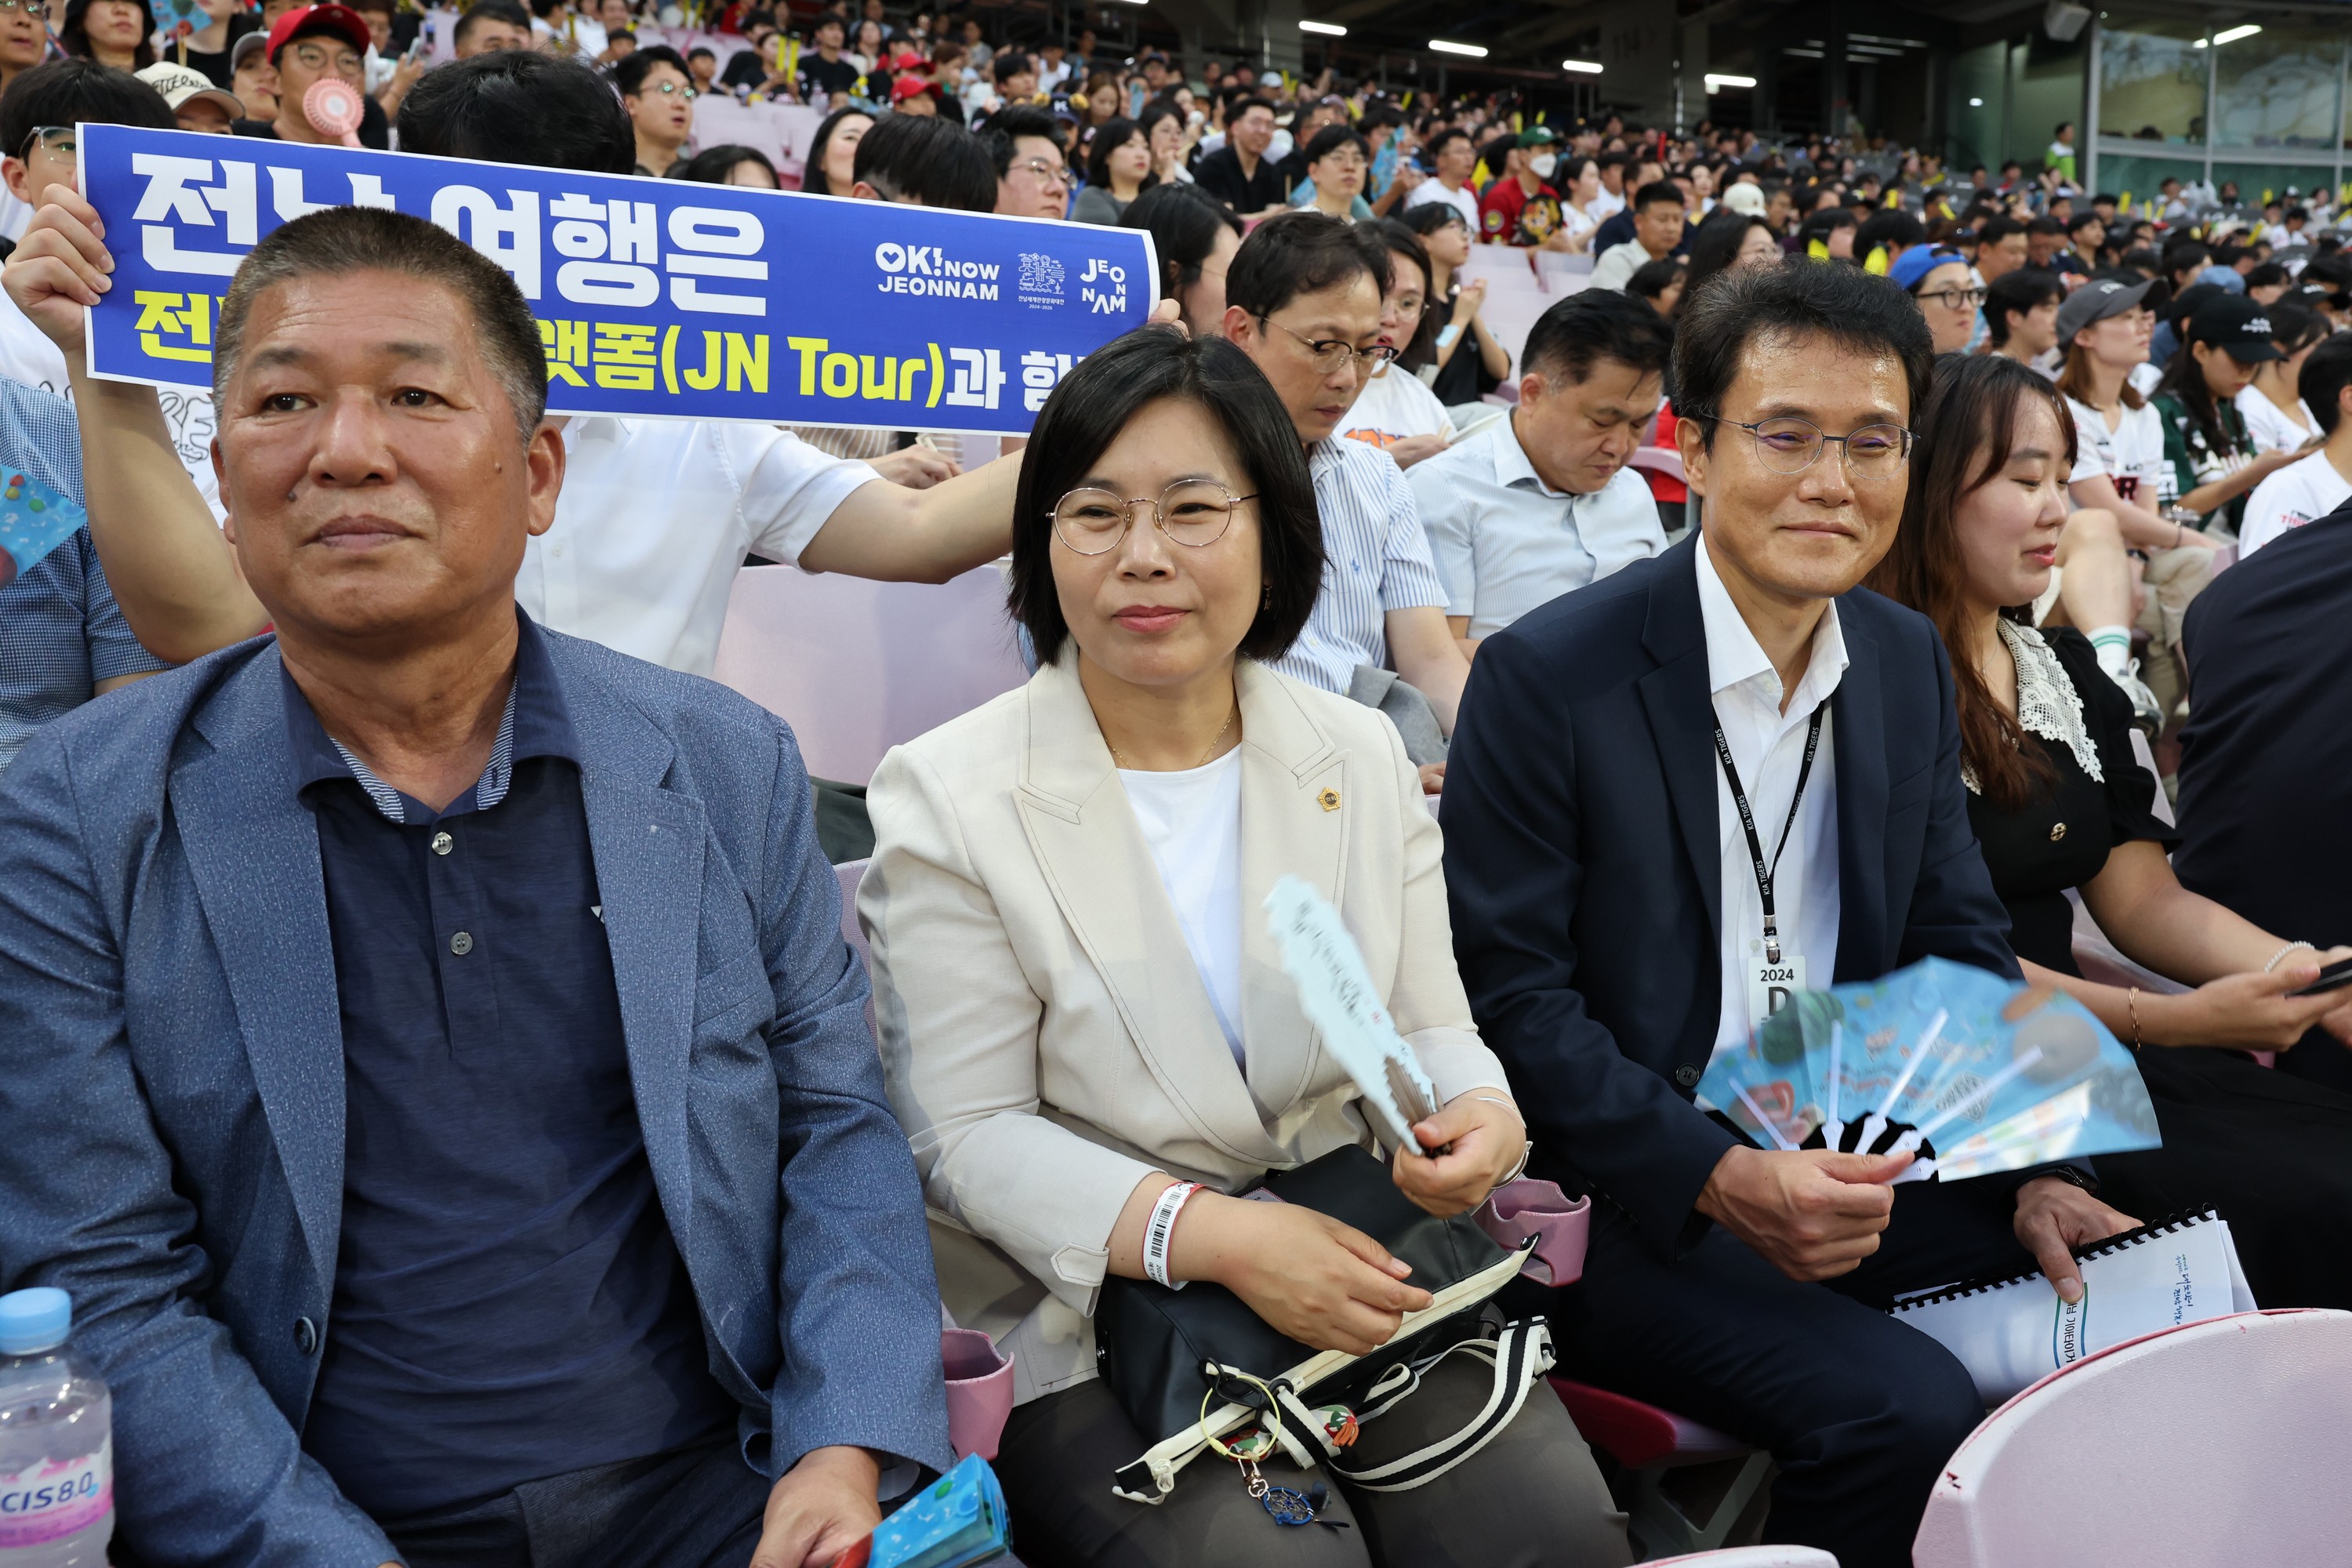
[1711,707,1825,967]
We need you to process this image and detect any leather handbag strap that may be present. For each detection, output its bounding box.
[1326,1319,1555,1494]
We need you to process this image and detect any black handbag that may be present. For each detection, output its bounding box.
[1094,1144,1549,1504]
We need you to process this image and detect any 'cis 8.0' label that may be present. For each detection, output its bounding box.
[0,1437,111,1545]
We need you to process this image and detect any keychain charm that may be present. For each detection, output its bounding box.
[1260,1482,1316,1525]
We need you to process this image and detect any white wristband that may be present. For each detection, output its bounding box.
[1142,1181,1202,1290]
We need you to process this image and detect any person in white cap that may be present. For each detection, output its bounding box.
[133,59,245,133]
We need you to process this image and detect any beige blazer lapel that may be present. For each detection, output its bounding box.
[1232,660,1350,1131]
[1012,656,1288,1167]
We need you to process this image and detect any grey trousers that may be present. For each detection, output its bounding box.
[994,1356,1632,1568]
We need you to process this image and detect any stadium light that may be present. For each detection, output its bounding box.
[1562,59,1602,74]
[1705,73,1756,92]
[1428,39,1488,57]
[1299,19,1346,34]
[2194,24,2261,46]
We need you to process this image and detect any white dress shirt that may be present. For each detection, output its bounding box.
[1696,539,1848,1057]
[1411,417,1667,638]
[517,417,880,676]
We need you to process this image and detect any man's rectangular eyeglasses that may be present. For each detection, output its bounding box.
[637,78,698,98]
[1259,316,1399,374]
[1009,158,1070,187]
[1918,285,1987,310]
[1048,481,1258,554]
[1703,416,1913,480]
[0,1,51,16]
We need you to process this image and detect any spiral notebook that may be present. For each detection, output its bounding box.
[1889,1210,2257,1404]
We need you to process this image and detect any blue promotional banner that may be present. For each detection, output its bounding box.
[80,123,1156,434]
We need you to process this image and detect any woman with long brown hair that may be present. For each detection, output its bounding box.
[1869,353,2352,1308]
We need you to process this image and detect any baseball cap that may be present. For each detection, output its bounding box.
[136,60,245,119]
[2054,275,2153,343]
[266,3,372,65]
[2195,263,2248,295]
[1889,245,1964,292]
[230,30,270,71]
[1517,125,1559,148]
[891,74,939,103]
[2186,295,2285,361]
[1720,181,1766,218]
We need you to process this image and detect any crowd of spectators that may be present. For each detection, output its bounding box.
[2,4,2351,1567]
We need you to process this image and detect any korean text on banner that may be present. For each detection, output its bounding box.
[79,123,1157,435]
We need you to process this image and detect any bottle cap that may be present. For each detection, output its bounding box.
[0,1287,71,1355]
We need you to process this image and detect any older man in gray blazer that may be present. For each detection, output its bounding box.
[0,205,946,1568]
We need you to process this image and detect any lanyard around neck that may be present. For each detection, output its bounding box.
[1712,706,1824,967]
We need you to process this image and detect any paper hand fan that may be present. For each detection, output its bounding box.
[1696,956,2159,1183]
[1264,875,1439,1153]
[826,1453,1011,1568]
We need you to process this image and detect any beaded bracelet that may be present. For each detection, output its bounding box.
[2265,940,2317,975]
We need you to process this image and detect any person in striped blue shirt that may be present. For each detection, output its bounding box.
[1218,212,1470,786]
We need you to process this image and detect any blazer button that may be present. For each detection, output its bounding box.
[1674,1064,1701,1088]
[292,1316,319,1356]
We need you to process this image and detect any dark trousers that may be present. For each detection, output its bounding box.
[1537,1178,2040,1568]
[995,1353,1632,1568]
[379,1436,771,1568]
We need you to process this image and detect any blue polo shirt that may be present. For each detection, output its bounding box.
[290,614,736,1520]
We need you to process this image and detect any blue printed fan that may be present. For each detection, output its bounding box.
[1697,957,2161,1182]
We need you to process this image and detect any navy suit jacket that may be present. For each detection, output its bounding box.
[1442,534,2020,1259]
[0,630,952,1567]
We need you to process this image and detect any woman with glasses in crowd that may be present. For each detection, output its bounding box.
[862,327,1628,1568]
[1400,200,1509,406]
[1869,353,2352,1311]
[1892,245,1981,355]
[800,103,873,195]
[1073,114,1153,225]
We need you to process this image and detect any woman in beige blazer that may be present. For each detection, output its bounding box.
[862,325,1628,1567]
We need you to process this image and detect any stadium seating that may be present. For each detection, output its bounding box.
[1913,1308,2352,1567]
[1550,1379,1771,1559]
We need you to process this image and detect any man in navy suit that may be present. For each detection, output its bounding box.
[1443,262,2136,1567]
[0,206,948,1568]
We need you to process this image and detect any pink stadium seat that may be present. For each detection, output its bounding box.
[1913,1308,2352,1568]
[1628,445,1686,486]
[1551,1379,1769,1556]
[713,563,1030,786]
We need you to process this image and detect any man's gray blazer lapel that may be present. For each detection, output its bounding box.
[557,645,709,1251]
[171,645,347,1294]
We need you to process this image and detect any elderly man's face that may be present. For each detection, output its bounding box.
[216,270,563,647]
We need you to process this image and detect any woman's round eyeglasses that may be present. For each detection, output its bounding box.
[1049,481,1257,554]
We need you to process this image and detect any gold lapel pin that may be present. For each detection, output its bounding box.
[1319,788,1341,812]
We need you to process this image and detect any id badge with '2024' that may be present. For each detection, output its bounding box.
[1747,954,1806,1030]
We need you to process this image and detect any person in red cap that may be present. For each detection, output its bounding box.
[232,2,386,147]
[889,73,940,116]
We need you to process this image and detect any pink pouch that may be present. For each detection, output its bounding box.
[940,1327,1015,1461]
[1477,1179,1590,1287]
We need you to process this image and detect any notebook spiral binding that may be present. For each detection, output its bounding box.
[1889,1208,2222,1313]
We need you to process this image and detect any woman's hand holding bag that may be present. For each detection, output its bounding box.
[1178,1196,1433,1357]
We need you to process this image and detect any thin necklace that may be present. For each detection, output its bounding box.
[1109,704,1236,771]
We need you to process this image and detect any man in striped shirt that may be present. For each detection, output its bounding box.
[1219,212,1470,780]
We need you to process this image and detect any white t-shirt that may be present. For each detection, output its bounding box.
[1404,178,1479,232]
[1589,187,1627,220]
[2127,362,2161,400]
[1338,363,1456,454]
[2235,384,2318,455]
[2239,448,2352,557]
[0,292,224,518]
[2065,393,2169,509]
[1119,750,1245,1065]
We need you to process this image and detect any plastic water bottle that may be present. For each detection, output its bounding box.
[0,1290,112,1567]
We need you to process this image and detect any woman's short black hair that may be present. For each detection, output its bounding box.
[801,104,875,196]
[1085,114,1150,190]
[853,113,997,212]
[1674,260,1933,444]
[1008,327,1324,669]
[1122,182,1243,303]
[397,52,637,173]
[670,143,779,185]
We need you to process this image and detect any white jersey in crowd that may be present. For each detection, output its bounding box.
[1403,178,1479,232]
[2235,383,2318,455]
[517,416,880,677]
[2064,392,2169,509]
[1588,186,1627,220]
[2239,447,2352,558]
[2127,361,2162,400]
[0,292,224,518]
[1338,363,1455,452]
